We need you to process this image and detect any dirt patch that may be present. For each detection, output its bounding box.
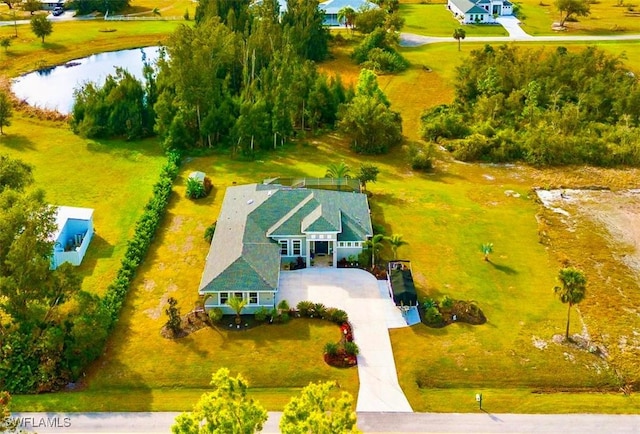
[161,310,211,339]
[537,189,640,279]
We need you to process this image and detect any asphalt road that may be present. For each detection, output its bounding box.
[400,32,640,46]
[10,411,640,433]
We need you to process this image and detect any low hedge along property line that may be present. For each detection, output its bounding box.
[101,150,181,329]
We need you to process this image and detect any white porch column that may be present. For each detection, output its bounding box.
[332,240,337,267]
[306,239,311,267]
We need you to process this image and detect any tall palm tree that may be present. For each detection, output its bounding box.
[325,162,351,191]
[226,296,248,325]
[554,267,587,340]
[386,234,408,259]
[337,6,356,29]
[365,234,385,268]
[453,27,466,51]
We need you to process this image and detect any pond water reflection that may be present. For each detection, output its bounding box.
[11,46,160,115]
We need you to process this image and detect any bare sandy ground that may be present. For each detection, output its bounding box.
[537,189,640,277]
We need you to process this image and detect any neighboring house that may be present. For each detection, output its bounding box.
[447,0,512,24]
[199,182,373,314]
[50,206,94,270]
[251,0,379,26]
[39,0,64,10]
[320,0,379,26]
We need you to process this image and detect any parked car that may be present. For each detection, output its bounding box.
[52,6,64,16]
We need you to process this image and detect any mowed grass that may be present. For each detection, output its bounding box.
[400,2,508,36]
[0,115,166,296]
[0,20,182,77]
[9,28,640,413]
[515,0,640,35]
[121,0,194,17]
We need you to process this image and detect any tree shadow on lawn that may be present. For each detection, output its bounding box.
[216,318,313,343]
[489,261,517,275]
[0,133,37,151]
[75,233,115,280]
[80,361,153,411]
[86,137,164,158]
[42,42,68,53]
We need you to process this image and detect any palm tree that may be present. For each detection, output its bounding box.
[480,242,493,262]
[226,296,248,325]
[325,161,351,179]
[337,6,356,29]
[325,162,351,191]
[453,27,466,51]
[365,234,385,268]
[386,234,408,259]
[554,267,587,340]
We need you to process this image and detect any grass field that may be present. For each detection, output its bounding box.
[400,2,509,36]
[512,0,640,35]
[6,10,640,414]
[0,20,182,77]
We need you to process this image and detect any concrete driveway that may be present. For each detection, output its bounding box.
[495,16,532,38]
[277,268,413,413]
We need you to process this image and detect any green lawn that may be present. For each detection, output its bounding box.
[400,3,508,36]
[7,20,640,413]
[0,20,183,77]
[514,0,640,35]
[0,116,166,297]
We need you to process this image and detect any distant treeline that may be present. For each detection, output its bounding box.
[421,45,640,167]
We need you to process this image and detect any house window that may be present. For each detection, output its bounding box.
[220,292,228,305]
[249,292,258,304]
[338,241,345,247]
[234,292,244,300]
[279,239,288,256]
[292,239,302,256]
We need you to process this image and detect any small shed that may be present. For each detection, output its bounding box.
[388,260,418,306]
[50,206,94,270]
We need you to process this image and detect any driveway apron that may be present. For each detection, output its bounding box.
[277,268,413,412]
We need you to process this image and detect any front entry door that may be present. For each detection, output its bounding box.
[315,241,329,255]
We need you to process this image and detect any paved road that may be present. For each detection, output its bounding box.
[277,268,413,413]
[11,411,640,433]
[401,31,640,46]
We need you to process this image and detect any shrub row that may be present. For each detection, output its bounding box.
[101,150,181,329]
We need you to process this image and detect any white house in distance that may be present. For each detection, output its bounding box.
[447,0,513,24]
[50,206,94,270]
[252,0,378,26]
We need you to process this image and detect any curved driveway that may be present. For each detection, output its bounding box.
[277,268,413,413]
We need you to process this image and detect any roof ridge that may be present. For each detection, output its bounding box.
[265,191,314,236]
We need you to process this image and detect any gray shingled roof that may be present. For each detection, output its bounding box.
[199,184,372,294]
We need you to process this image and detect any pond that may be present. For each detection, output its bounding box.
[11,46,161,115]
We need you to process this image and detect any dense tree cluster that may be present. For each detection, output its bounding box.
[68,0,130,15]
[339,69,403,154]
[0,155,110,393]
[351,0,407,73]
[154,0,345,154]
[421,45,640,166]
[71,63,157,140]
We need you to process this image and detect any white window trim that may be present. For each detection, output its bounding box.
[292,239,302,256]
[279,239,289,256]
[249,292,258,304]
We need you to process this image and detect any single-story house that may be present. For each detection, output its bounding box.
[447,0,512,24]
[199,182,373,314]
[320,0,378,26]
[38,0,65,10]
[251,0,378,26]
[50,206,94,270]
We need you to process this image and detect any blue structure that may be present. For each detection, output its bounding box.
[51,206,94,270]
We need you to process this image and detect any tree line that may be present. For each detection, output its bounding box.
[421,45,640,167]
[70,0,404,155]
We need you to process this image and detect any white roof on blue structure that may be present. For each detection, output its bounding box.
[52,206,94,242]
